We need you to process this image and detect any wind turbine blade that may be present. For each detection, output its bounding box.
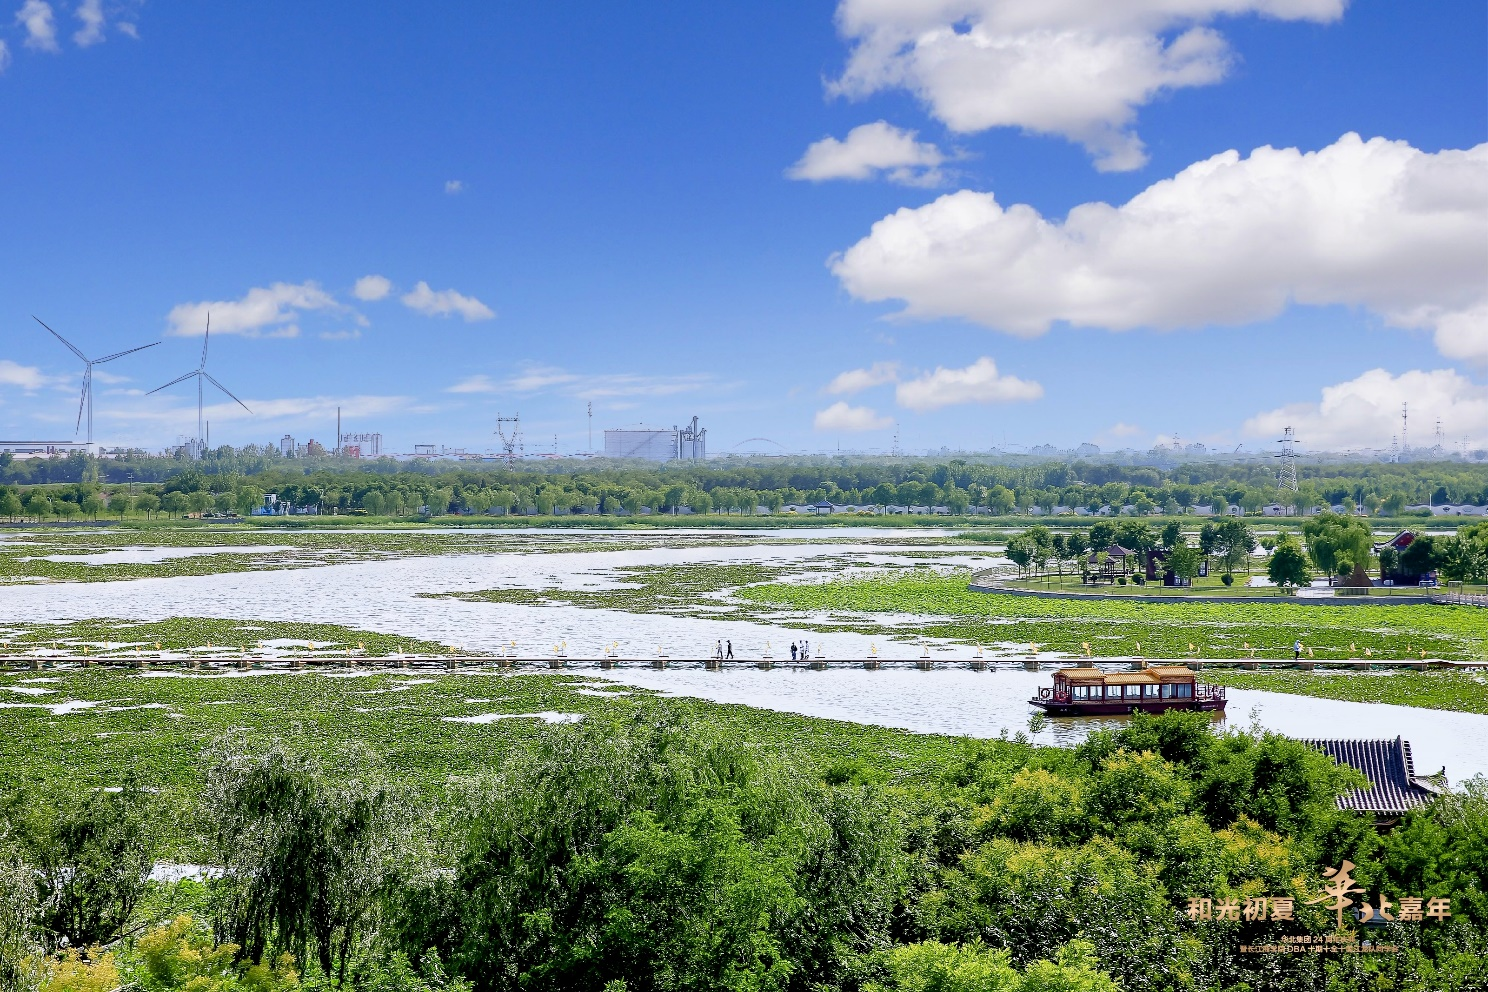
[75,366,91,434]
[147,370,200,395]
[203,372,251,413]
[93,341,160,364]
[200,314,210,370]
[33,316,89,362]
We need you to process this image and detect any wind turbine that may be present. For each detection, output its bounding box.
[34,316,159,446]
[147,315,251,456]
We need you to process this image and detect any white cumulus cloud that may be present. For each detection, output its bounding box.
[894,356,1042,411]
[831,134,1488,364]
[789,122,947,186]
[166,282,346,338]
[1243,368,1488,451]
[16,0,58,51]
[814,401,893,432]
[829,0,1345,171]
[401,281,496,322]
[352,274,392,301]
[0,40,10,73]
[73,0,104,46]
[827,361,901,395]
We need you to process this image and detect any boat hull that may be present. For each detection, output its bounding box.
[1029,697,1227,716]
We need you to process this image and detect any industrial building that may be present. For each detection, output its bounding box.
[604,417,706,462]
[0,441,93,457]
[339,432,383,458]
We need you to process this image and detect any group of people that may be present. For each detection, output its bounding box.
[709,639,814,660]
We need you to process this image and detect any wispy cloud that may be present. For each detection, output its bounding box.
[72,0,104,46]
[166,281,349,338]
[444,179,465,195]
[401,281,495,322]
[120,392,417,427]
[16,0,58,51]
[0,359,51,390]
[447,364,716,401]
[319,329,361,341]
[446,374,497,394]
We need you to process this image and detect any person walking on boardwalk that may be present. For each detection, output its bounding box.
[1293,639,1302,661]
[791,642,798,661]
[803,638,810,659]
[725,639,733,660]
[716,639,724,660]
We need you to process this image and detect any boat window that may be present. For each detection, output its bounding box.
[1143,684,1158,697]
[1124,684,1142,699]
[1160,683,1174,698]
[1073,685,1089,699]
[1176,683,1193,698]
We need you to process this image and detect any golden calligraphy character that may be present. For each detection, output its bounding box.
[1397,898,1424,922]
[1270,897,1294,921]
[1304,862,1364,930]
[1243,897,1268,921]
[1186,897,1212,921]
[1426,898,1452,921]
[1215,899,1241,921]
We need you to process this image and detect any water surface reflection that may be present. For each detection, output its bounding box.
[593,667,1488,781]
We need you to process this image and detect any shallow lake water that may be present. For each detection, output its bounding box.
[1,527,1484,780]
[591,666,1488,781]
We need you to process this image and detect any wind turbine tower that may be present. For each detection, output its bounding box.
[34,316,159,448]
[147,315,252,459]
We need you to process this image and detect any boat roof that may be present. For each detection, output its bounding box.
[1055,665,1195,683]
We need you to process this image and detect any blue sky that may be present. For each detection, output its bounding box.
[0,1,1484,456]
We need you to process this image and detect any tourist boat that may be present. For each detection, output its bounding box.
[1030,664,1226,715]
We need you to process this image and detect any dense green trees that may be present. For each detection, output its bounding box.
[3,705,1486,990]
[2,451,1484,523]
[1301,512,1373,585]
[1267,536,1312,590]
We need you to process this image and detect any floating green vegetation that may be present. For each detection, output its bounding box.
[0,617,453,658]
[0,667,969,826]
[1198,669,1488,716]
[735,570,1488,661]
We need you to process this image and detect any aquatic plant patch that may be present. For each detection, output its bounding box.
[735,571,1488,661]
[0,617,454,658]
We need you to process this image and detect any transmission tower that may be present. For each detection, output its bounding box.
[1275,427,1300,493]
[494,412,522,467]
[587,401,592,453]
[891,423,900,457]
[1400,403,1409,455]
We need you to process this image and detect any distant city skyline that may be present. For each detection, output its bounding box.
[0,3,1484,454]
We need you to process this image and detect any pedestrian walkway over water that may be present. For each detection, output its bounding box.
[4,654,1481,673]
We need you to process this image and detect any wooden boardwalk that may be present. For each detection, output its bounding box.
[2,654,1480,672]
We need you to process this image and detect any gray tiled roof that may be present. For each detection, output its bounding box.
[1302,737,1444,815]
